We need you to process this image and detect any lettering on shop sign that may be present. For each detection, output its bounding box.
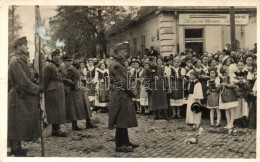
[179,14,249,25]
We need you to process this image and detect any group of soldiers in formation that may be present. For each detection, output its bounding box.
[8,36,257,156]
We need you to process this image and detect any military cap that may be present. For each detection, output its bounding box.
[13,36,27,47]
[114,41,129,50]
[51,49,61,56]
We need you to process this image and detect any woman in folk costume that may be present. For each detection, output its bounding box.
[222,56,237,76]
[132,61,143,113]
[93,62,110,109]
[157,57,164,68]
[219,66,238,129]
[232,59,249,124]
[145,62,169,120]
[201,55,209,74]
[185,71,204,127]
[139,61,150,114]
[216,52,224,76]
[169,56,186,118]
[85,58,96,105]
[244,54,257,129]
[124,60,130,71]
[206,67,221,127]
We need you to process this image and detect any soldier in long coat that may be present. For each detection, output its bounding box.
[8,37,41,156]
[65,53,97,130]
[108,42,139,152]
[43,49,67,137]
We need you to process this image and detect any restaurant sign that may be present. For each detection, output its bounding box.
[179,14,248,25]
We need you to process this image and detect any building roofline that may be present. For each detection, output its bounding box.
[107,6,256,37]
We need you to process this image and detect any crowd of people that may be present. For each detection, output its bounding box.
[8,36,257,156]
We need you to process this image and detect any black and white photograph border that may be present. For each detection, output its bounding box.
[0,0,259,162]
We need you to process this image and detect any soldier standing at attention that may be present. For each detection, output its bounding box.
[108,42,139,152]
[8,37,42,156]
[65,53,97,130]
[43,49,67,137]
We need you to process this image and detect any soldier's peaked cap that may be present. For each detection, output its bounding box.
[51,49,61,56]
[114,42,128,50]
[13,36,27,47]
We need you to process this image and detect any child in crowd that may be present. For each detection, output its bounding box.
[232,60,249,126]
[186,71,204,128]
[169,56,186,118]
[219,66,238,129]
[140,61,150,114]
[206,68,221,127]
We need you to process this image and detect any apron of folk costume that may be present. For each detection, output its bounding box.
[94,68,109,107]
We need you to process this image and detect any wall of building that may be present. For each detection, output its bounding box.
[245,15,257,50]
[159,13,177,56]
[108,14,161,57]
[205,26,222,53]
[108,9,256,57]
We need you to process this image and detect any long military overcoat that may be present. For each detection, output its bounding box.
[8,52,41,140]
[65,65,92,120]
[108,56,138,129]
[43,61,66,124]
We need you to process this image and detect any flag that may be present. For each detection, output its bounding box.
[34,5,43,74]
[34,5,48,125]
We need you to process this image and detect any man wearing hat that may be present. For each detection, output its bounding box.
[8,37,42,156]
[108,42,139,152]
[65,53,97,130]
[43,49,67,137]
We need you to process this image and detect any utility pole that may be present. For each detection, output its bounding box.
[230,7,236,51]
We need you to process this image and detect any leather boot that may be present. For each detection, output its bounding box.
[72,121,82,131]
[52,124,67,137]
[11,140,27,157]
[153,110,159,120]
[86,118,98,129]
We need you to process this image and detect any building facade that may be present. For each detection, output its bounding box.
[107,7,257,57]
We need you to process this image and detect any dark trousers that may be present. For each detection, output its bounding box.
[115,128,130,147]
[52,124,60,132]
[9,139,22,152]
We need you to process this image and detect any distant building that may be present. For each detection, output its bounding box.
[107,6,257,57]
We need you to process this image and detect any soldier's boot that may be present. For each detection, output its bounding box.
[153,110,159,120]
[52,124,67,137]
[72,121,82,131]
[11,140,27,157]
[86,118,98,129]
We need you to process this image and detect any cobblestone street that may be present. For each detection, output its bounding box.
[13,112,256,158]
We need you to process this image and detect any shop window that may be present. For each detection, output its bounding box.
[185,28,204,54]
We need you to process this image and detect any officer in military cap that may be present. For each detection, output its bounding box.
[43,49,67,137]
[8,37,42,156]
[65,53,97,130]
[108,42,139,152]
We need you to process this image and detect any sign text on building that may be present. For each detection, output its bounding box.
[179,14,249,25]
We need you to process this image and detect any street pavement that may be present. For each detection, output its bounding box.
[9,112,256,158]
